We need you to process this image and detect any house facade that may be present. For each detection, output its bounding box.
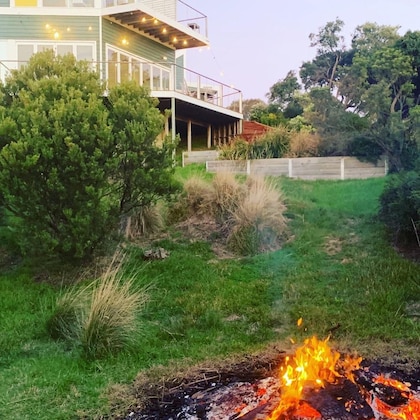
[0,0,243,150]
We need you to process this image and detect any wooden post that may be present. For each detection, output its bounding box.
[187,120,192,152]
[207,124,212,149]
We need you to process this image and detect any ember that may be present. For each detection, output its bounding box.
[126,337,420,420]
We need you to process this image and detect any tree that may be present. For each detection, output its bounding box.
[297,21,419,168]
[352,44,417,171]
[229,98,266,120]
[267,70,301,111]
[0,51,177,261]
[301,18,346,91]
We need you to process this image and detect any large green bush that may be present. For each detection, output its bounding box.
[379,170,420,244]
[0,51,178,261]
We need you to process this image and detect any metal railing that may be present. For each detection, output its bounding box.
[0,59,242,114]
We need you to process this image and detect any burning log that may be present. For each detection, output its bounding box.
[123,338,420,420]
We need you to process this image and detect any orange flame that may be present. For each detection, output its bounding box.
[267,336,361,419]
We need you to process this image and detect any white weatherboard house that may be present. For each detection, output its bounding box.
[0,0,243,150]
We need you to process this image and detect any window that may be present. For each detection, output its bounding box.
[17,44,34,68]
[120,54,129,83]
[43,0,66,6]
[57,45,73,56]
[106,46,172,91]
[17,42,95,68]
[76,45,93,61]
[142,63,150,88]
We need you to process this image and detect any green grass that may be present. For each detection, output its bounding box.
[0,173,419,418]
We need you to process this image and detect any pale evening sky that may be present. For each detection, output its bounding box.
[183,0,420,101]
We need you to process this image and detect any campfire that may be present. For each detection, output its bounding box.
[126,332,420,420]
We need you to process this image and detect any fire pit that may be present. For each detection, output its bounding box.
[123,338,420,420]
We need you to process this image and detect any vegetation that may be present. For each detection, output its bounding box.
[251,21,419,170]
[171,171,287,255]
[0,51,178,262]
[47,253,149,359]
[0,167,418,418]
[218,127,291,159]
[379,169,420,245]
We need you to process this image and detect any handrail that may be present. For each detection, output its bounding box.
[0,59,242,113]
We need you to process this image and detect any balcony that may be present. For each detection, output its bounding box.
[0,59,242,115]
[103,0,208,49]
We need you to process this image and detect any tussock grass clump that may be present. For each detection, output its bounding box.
[47,284,91,341]
[81,262,149,359]
[170,171,287,255]
[227,176,287,255]
[166,175,214,223]
[211,171,245,223]
[47,253,149,359]
[183,176,214,215]
[125,204,164,239]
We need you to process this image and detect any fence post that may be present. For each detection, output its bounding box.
[247,159,251,175]
[341,158,345,180]
[288,159,293,178]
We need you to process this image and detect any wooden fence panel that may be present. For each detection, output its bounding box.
[187,152,388,180]
[290,157,342,180]
[250,158,289,176]
[343,157,387,179]
[182,151,219,166]
[206,160,248,174]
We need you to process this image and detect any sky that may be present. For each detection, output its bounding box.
[183,0,420,101]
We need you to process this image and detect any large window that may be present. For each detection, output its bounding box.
[17,42,95,68]
[106,46,172,91]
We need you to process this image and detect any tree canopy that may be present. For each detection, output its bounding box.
[253,20,419,171]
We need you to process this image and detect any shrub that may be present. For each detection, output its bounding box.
[47,254,149,359]
[249,126,291,159]
[287,130,321,157]
[0,52,178,262]
[379,171,420,245]
[218,127,291,160]
[218,138,250,160]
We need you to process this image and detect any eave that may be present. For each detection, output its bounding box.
[103,3,209,50]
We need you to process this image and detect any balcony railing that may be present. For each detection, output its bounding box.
[0,59,242,114]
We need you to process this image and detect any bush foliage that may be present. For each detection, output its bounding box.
[379,170,420,244]
[218,127,291,160]
[0,51,178,261]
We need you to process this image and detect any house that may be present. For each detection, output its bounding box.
[0,0,243,151]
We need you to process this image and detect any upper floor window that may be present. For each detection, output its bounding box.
[17,42,95,68]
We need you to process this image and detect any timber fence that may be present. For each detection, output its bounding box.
[182,151,388,180]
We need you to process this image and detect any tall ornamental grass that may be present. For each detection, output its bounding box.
[47,254,149,359]
[170,171,287,255]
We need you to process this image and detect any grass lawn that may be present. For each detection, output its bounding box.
[0,169,419,419]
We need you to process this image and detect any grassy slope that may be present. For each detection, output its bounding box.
[0,171,419,419]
